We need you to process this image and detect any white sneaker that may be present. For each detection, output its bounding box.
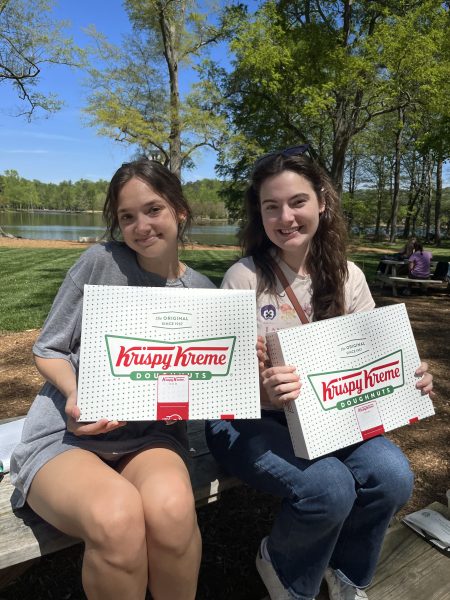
[255,537,315,600]
[324,567,368,600]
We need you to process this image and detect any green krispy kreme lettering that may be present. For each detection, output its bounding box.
[130,371,212,380]
[336,386,394,410]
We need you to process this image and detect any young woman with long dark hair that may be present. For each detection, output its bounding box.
[11,158,214,600]
[206,149,433,600]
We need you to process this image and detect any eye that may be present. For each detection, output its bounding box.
[147,205,163,215]
[119,213,133,222]
[291,198,306,207]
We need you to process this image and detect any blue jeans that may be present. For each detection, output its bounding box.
[205,411,413,600]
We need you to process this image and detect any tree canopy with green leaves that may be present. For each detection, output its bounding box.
[0,0,80,118]
[210,0,449,218]
[84,0,235,178]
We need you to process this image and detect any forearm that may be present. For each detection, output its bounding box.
[34,355,77,399]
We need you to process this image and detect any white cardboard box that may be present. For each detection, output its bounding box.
[266,304,434,459]
[77,285,260,421]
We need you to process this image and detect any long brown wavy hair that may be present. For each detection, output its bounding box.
[241,154,348,321]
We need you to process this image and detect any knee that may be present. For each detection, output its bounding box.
[369,448,414,509]
[320,470,356,526]
[144,479,198,555]
[87,486,146,569]
[294,459,356,527]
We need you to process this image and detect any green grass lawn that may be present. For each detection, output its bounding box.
[0,248,85,332]
[1,243,448,332]
[0,247,240,332]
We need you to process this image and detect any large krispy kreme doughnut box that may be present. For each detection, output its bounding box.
[265,303,434,459]
[77,285,260,421]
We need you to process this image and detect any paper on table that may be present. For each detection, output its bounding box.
[0,418,25,473]
[402,508,450,552]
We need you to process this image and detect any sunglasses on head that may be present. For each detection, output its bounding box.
[252,143,310,171]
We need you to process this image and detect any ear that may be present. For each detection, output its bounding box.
[319,188,326,214]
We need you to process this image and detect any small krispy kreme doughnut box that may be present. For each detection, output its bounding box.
[77,285,260,421]
[266,304,434,459]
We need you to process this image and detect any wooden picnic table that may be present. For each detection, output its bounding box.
[378,259,410,277]
[376,259,448,297]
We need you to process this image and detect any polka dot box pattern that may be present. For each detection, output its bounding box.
[266,303,434,459]
[77,285,260,421]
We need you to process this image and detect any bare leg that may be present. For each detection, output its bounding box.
[119,448,201,600]
[28,449,148,600]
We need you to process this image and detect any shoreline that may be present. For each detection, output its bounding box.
[0,236,389,255]
[0,237,240,251]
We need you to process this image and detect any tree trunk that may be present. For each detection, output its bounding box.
[158,1,183,179]
[346,155,357,229]
[403,149,417,238]
[412,180,425,234]
[424,158,433,243]
[331,133,349,201]
[0,226,16,238]
[434,157,442,247]
[389,106,405,242]
[375,158,386,239]
[385,158,394,233]
[375,190,382,238]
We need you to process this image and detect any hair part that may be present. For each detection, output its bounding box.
[241,154,348,321]
[103,158,192,243]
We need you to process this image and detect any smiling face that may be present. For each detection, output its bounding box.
[117,176,183,276]
[259,170,324,273]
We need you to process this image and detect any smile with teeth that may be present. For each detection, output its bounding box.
[279,227,300,235]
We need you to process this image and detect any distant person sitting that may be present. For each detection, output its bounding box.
[376,236,416,275]
[398,236,417,260]
[409,241,432,279]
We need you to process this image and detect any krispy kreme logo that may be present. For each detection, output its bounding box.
[105,335,236,380]
[308,350,404,411]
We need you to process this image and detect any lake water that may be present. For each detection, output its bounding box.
[0,211,239,246]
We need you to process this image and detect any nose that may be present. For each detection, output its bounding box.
[279,203,294,224]
[135,212,151,233]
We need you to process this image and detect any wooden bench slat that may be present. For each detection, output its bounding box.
[0,475,80,570]
[379,275,447,285]
[376,274,448,297]
[0,420,238,572]
[367,502,450,600]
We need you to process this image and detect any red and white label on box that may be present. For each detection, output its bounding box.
[157,375,190,420]
[354,402,385,440]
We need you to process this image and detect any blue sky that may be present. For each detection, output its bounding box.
[0,0,222,184]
